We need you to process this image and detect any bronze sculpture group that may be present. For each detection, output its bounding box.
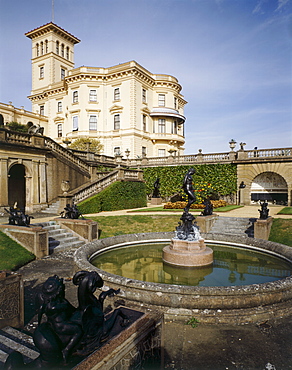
[5,271,128,369]
[5,206,33,227]
[60,203,84,219]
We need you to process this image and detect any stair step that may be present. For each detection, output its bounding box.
[0,327,38,367]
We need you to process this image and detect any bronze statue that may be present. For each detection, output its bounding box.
[152,177,161,198]
[201,198,213,216]
[4,271,128,369]
[182,168,196,213]
[259,200,269,220]
[5,206,33,227]
[60,203,84,219]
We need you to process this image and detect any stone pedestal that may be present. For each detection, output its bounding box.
[151,197,162,205]
[163,238,213,267]
[196,214,218,233]
[55,218,98,242]
[0,271,24,329]
[254,217,273,240]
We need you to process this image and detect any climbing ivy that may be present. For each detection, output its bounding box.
[143,164,237,201]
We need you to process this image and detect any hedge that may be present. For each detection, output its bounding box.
[143,164,237,203]
[78,181,147,214]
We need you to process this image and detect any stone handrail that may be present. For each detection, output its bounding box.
[246,148,292,159]
[0,129,32,145]
[71,169,142,204]
[44,137,91,174]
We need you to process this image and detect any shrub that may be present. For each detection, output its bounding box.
[78,181,147,214]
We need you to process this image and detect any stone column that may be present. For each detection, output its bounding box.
[39,161,47,205]
[32,160,40,206]
[0,158,8,208]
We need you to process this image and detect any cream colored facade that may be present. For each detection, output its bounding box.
[25,23,187,158]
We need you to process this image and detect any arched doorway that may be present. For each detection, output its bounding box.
[0,114,4,126]
[250,172,288,205]
[8,164,26,209]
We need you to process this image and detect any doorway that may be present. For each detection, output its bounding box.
[8,164,26,210]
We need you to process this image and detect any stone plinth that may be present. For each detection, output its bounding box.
[254,217,273,240]
[151,197,162,205]
[55,218,98,242]
[163,238,213,267]
[0,271,24,329]
[196,214,218,233]
[0,224,48,258]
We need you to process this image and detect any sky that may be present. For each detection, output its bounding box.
[0,0,291,154]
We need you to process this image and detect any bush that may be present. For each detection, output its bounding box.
[163,200,227,209]
[143,164,237,202]
[78,181,147,214]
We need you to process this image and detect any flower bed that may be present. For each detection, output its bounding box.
[163,200,227,209]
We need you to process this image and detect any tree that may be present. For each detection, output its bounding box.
[68,137,103,154]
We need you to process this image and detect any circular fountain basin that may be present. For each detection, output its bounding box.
[74,232,292,324]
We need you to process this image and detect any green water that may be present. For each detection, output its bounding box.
[91,242,292,287]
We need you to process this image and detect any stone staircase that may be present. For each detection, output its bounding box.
[209,216,255,237]
[33,220,85,253]
[0,326,39,368]
[41,200,60,214]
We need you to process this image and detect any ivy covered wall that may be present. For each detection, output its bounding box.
[143,164,237,203]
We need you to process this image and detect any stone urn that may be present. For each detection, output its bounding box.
[61,180,70,194]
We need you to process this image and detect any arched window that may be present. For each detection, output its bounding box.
[36,43,39,57]
[40,41,44,55]
[56,41,59,54]
[61,44,64,57]
[66,47,70,60]
[45,40,48,53]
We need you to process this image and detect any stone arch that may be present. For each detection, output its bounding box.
[8,164,26,209]
[0,114,4,126]
[237,162,292,206]
[250,172,288,205]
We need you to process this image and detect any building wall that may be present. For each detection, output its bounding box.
[26,23,187,158]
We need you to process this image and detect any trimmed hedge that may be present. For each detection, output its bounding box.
[143,164,237,202]
[78,181,147,214]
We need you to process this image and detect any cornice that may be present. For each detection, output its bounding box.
[25,22,80,44]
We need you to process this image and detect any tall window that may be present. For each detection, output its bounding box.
[40,66,44,79]
[142,147,147,157]
[114,88,120,101]
[89,115,97,130]
[158,94,165,107]
[73,116,78,131]
[142,115,147,131]
[114,114,120,130]
[73,91,78,103]
[89,89,97,101]
[114,147,121,155]
[40,41,44,55]
[174,97,177,110]
[158,119,166,133]
[142,88,147,103]
[57,124,62,137]
[158,149,166,157]
[57,101,62,112]
[36,43,39,57]
[61,68,65,80]
[45,40,48,53]
[66,47,70,60]
[172,120,177,134]
[56,41,59,54]
[39,105,44,115]
[61,44,64,57]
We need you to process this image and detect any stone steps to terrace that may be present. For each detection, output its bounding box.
[0,326,39,369]
[41,200,60,214]
[32,220,85,253]
[209,216,255,237]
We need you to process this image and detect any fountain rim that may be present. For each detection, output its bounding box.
[74,232,292,294]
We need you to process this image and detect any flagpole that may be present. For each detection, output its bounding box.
[52,0,55,23]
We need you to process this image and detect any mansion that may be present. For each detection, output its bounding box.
[9,22,186,158]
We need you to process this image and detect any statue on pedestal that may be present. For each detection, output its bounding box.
[259,200,269,220]
[4,271,128,369]
[152,178,161,198]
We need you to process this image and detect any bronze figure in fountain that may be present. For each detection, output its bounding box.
[162,168,214,267]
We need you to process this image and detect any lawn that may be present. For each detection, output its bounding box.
[0,230,35,270]
[269,219,292,247]
[277,207,292,215]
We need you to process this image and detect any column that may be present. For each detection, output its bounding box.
[0,159,9,207]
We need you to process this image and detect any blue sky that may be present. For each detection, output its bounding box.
[0,0,291,154]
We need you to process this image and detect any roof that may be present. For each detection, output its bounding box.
[25,22,80,44]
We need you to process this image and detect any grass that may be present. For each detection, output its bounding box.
[88,215,180,238]
[129,205,243,213]
[269,219,292,247]
[277,207,292,215]
[0,230,35,270]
